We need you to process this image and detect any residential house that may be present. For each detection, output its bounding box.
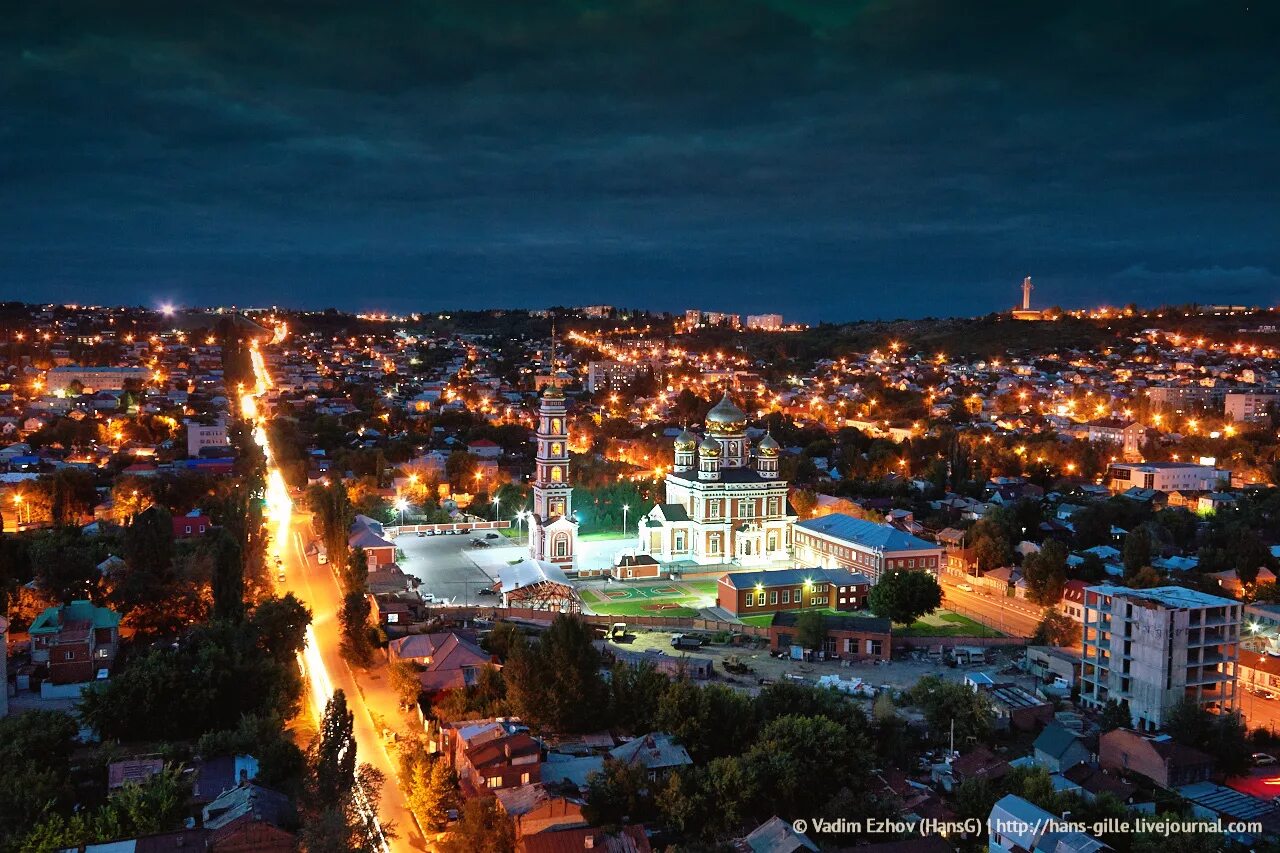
[988,794,1108,853]
[1033,723,1093,773]
[29,599,120,687]
[518,825,651,853]
[1098,729,1213,788]
[387,632,493,693]
[201,783,297,853]
[737,816,819,853]
[173,509,213,539]
[445,718,543,793]
[349,514,397,567]
[495,783,587,837]
[608,733,691,779]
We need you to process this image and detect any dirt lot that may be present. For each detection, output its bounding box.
[608,626,1022,693]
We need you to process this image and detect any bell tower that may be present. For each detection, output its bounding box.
[529,350,577,568]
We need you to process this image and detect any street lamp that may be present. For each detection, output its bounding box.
[622,504,630,535]
[493,495,501,522]
[394,498,408,527]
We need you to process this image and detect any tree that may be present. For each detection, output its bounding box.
[907,676,993,746]
[608,661,668,735]
[389,658,424,708]
[794,610,827,650]
[440,796,514,853]
[340,591,374,666]
[504,614,607,733]
[584,757,660,829]
[310,690,357,813]
[1097,699,1131,732]
[400,746,458,833]
[789,489,818,519]
[418,757,459,832]
[1122,526,1152,574]
[123,505,175,578]
[0,711,79,848]
[1031,610,1076,646]
[308,480,353,569]
[249,593,312,663]
[745,714,870,819]
[210,529,245,622]
[1023,540,1068,606]
[868,570,942,625]
[1125,565,1163,589]
[79,620,303,742]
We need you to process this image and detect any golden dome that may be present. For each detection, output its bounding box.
[705,391,746,432]
[674,428,697,450]
[698,436,722,457]
[757,432,780,457]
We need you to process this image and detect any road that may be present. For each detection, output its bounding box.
[282,513,424,851]
[246,339,423,852]
[937,574,1045,639]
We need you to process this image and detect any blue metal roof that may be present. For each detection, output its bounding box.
[796,513,938,552]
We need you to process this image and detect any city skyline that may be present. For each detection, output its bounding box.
[5,2,1278,320]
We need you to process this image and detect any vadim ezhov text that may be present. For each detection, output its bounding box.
[802,816,1261,837]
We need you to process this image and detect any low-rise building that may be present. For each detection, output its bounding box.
[716,567,869,616]
[29,600,120,686]
[349,514,397,566]
[1098,729,1213,788]
[444,718,542,793]
[793,514,943,585]
[768,610,891,660]
[1107,462,1229,494]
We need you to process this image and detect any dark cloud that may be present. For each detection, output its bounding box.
[2,1,1278,320]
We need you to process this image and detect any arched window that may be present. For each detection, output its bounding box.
[551,442,562,456]
[552,418,562,434]
[551,466,563,482]
[554,534,568,557]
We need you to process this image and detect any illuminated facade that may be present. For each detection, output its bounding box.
[528,386,578,570]
[639,392,794,566]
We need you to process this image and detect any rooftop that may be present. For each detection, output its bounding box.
[1086,584,1239,609]
[796,513,938,552]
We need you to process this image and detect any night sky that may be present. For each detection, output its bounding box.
[4,1,1278,321]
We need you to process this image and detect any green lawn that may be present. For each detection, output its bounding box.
[896,611,1003,638]
[587,600,701,618]
[738,614,776,628]
[578,531,636,542]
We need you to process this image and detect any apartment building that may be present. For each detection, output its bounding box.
[586,360,642,393]
[1079,585,1240,730]
[745,313,784,331]
[1225,391,1280,425]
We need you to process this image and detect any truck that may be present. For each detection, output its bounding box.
[670,633,704,650]
[610,623,628,641]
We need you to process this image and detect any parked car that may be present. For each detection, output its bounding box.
[485,532,501,539]
[477,587,497,596]
[957,583,974,592]
[1253,753,1277,766]
[416,530,425,537]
